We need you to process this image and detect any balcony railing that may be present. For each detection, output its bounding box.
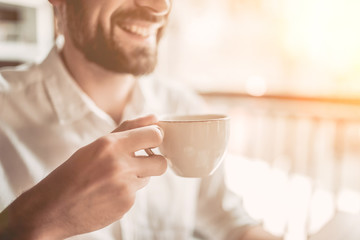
[201,91,360,239]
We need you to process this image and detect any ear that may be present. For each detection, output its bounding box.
[49,0,66,35]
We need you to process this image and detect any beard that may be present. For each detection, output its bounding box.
[65,1,167,76]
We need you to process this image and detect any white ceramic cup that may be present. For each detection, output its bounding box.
[154,114,230,178]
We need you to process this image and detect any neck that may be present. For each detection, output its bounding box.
[61,39,136,124]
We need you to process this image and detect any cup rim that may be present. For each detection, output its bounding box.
[159,114,230,123]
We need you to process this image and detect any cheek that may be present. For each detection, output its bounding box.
[95,6,120,37]
[99,1,134,31]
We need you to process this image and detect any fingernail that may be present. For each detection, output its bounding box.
[156,126,164,137]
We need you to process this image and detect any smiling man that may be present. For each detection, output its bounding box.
[0,0,281,239]
[65,0,166,75]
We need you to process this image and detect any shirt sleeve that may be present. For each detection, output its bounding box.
[194,163,260,240]
[0,74,16,211]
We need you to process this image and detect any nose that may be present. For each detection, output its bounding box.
[134,0,171,16]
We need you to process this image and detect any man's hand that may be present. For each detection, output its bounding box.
[0,115,167,240]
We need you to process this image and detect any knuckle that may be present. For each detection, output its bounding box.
[95,135,127,163]
[96,136,115,151]
[91,138,114,161]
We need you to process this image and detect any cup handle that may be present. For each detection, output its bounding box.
[145,148,155,156]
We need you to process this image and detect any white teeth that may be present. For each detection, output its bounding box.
[122,25,156,37]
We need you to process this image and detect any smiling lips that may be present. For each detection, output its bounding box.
[118,21,163,38]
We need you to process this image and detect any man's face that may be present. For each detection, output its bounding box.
[65,0,171,75]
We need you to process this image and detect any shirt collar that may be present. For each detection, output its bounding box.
[40,47,100,125]
[40,47,157,126]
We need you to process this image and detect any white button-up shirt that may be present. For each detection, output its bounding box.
[0,48,257,240]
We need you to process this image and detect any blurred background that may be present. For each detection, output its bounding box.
[1,0,360,239]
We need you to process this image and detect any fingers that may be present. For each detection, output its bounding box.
[113,114,158,133]
[120,125,164,153]
[102,115,166,180]
[133,155,168,178]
